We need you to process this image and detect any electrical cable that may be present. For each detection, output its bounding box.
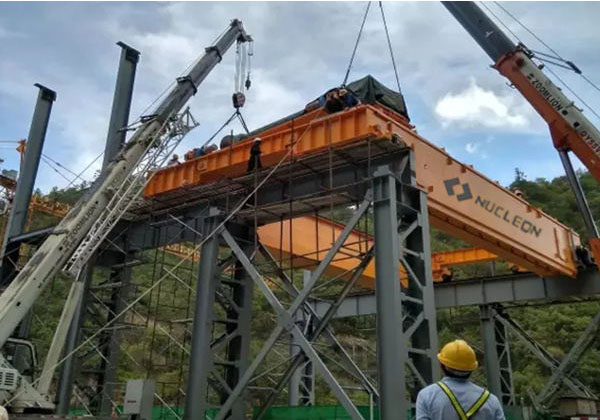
[342,2,372,86]
[379,1,402,94]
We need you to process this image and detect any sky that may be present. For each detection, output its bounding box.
[1,1,600,193]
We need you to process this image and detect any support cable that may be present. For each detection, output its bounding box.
[379,1,402,94]
[42,153,87,184]
[64,151,104,189]
[489,2,600,115]
[342,2,372,86]
[41,157,75,185]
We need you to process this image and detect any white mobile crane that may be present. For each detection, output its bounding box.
[0,19,251,411]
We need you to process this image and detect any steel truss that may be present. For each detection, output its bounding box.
[479,304,515,406]
[372,157,439,419]
[489,305,598,407]
[175,152,437,420]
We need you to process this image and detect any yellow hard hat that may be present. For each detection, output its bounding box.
[437,339,478,372]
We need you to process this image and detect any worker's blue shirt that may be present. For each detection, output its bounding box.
[416,377,505,420]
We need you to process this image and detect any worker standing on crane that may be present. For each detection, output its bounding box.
[416,339,505,420]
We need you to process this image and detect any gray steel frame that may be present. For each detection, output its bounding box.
[372,157,439,419]
[0,84,56,286]
[288,271,315,407]
[480,304,515,406]
[183,218,254,420]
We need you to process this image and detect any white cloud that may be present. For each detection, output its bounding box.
[435,80,529,129]
[465,142,478,154]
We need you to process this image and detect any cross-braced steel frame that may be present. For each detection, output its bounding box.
[480,304,515,406]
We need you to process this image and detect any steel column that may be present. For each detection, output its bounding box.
[224,238,254,419]
[288,271,315,407]
[183,227,220,420]
[56,262,94,413]
[480,305,515,406]
[98,252,135,415]
[102,42,140,168]
[56,42,139,413]
[0,84,56,286]
[372,157,439,420]
[558,150,599,239]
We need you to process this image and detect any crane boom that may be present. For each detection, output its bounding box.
[443,2,600,181]
[0,19,250,353]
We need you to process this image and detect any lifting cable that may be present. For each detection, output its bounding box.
[341,1,403,94]
[342,1,372,86]
[379,1,402,93]
[200,109,250,150]
[482,1,600,121]
[200,38,253,150]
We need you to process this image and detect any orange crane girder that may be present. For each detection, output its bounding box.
[257,216,501,287]
[144,104,581,278]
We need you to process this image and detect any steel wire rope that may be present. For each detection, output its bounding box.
[3,111,321,408]
[41,156,75,185]
[42,153,87,184]
[342,2,372,86]
[130,25,230,126]
[484,2,600,121]
[379,1,402,94]
[493,0,600,94]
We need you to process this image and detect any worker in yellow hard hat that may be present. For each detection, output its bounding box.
[415,339,505,420]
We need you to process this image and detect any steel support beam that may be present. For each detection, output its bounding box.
[98,252,135,415]
[372,158,439,420]
[480,304,515,406]
[535,309,600,406]
[216,198,372,420]
[288,271,315,407]
[558,149,600,239]
[0,84,56,286]
[493,309,596,401]
[56,263,94,413]
[102,42,140,168]
[183,223,220,420]
[312,270,600,317]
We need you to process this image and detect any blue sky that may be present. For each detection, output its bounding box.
[1,1,599,192]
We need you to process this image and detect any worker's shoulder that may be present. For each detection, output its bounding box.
[416,381,443,399]
[485,391,502,409]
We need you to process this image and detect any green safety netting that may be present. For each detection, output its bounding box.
[71,404,523,420]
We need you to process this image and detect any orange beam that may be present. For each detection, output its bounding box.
[144,104,581,278]
[257,216,502,287]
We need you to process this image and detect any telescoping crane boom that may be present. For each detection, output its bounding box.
[443,2,600,180]
[443,1,600,261]
[0,19,250,409]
